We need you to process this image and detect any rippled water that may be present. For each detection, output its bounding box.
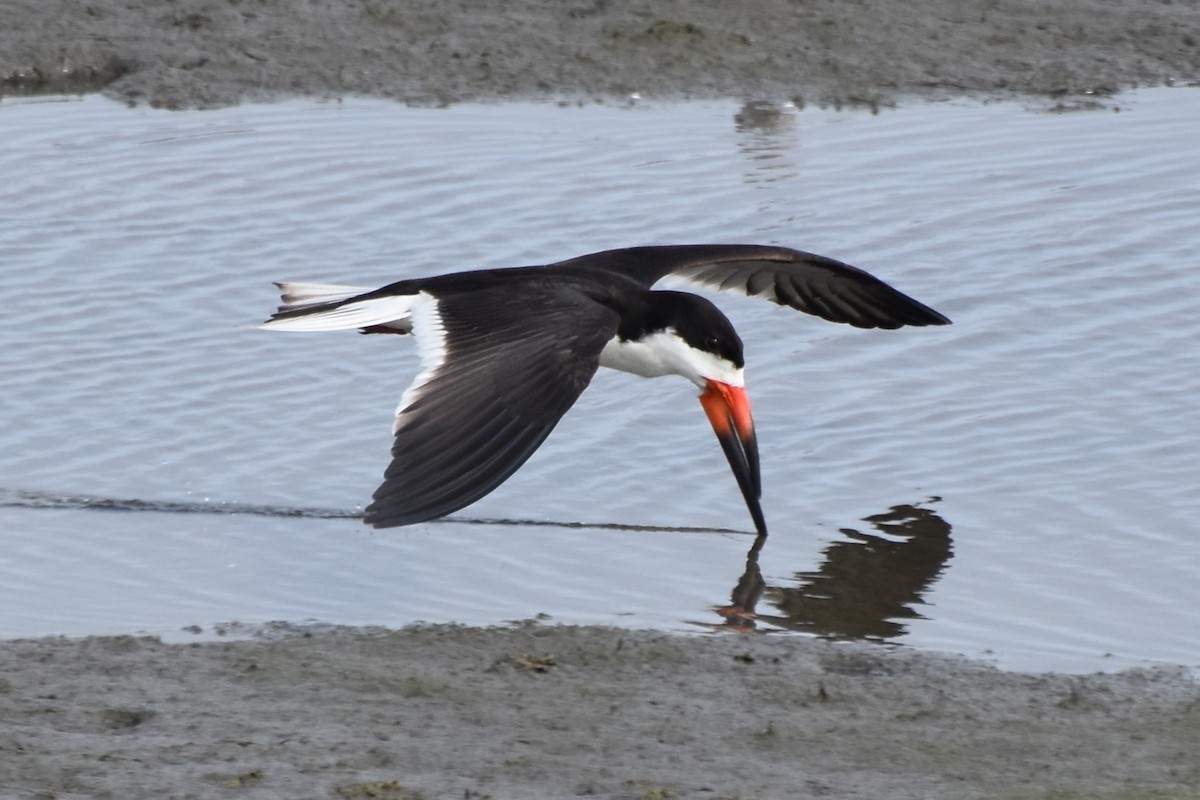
[1,90,1197,672]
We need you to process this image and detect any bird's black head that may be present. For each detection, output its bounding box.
[649,291,745,368]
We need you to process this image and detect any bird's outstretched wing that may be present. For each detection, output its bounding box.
[363,286,620,528]
[556,244,950,329]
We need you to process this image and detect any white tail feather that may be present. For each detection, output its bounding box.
[260,283,418,332]
[274,282,370,312]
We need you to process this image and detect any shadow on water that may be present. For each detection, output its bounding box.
[699,499,953,641]
[0,488,747,535]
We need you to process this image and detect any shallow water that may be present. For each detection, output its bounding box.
[1,90,1197,672]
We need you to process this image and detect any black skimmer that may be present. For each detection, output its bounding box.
[261,244,950,534]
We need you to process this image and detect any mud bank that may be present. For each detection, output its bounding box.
[3,0,1199,109]
[2,624,1197,799]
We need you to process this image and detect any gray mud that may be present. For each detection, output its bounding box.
[2,0,1199,109]
[2,624,1197,799]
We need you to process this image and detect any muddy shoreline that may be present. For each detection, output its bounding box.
[4,0,1199,109]
[3,624,1198,799]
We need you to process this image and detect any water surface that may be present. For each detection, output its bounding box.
[1,91,1197,672]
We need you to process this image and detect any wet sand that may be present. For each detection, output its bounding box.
[3,0,1199,109]
[3,1,1200,797]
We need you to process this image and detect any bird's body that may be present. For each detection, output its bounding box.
[261,244,950,533]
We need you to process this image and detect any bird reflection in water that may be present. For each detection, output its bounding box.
[732,99,800,187]
[706,500,953,640]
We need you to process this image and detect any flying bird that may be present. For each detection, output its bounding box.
[261,244,950,534]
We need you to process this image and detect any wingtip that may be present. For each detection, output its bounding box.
[362,499,436,529]
[361,503,399,529]
[877,287,953,329]
[915,307,953,327]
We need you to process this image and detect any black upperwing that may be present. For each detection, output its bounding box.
[554,244,951,330]
[363,283,620,528]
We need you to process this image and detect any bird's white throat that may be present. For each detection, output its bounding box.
[599,329,744,388]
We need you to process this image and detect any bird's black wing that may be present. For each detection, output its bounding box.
[555,244,950,329]
[363,285,619,528]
